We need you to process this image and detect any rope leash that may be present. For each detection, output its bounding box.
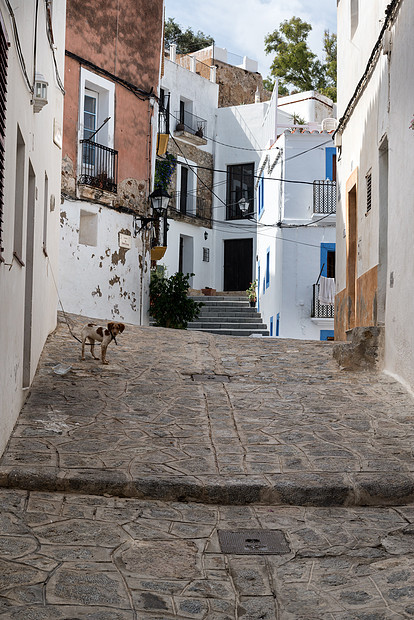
[47,255,101,347]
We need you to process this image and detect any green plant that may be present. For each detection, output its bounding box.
[154,153,177,192]
[150,271,203,329]
[246,280,257,302]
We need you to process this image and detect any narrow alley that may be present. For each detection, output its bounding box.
[0,316,414,618]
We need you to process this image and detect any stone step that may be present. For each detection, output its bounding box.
[198,310,260,318]
[188,327,269,336]
[188,321,266,329]
[194,316,262,323]
[191,295,248,302]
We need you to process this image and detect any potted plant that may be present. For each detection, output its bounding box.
[246,280,257,307]
[201,286,216,296]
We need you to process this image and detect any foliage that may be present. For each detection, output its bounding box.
[154,153,177,192]
[150,271,203,329]
[165,17,214,54]
[246,280,257,302]
[264,17,337,101]
[292,112,306,125]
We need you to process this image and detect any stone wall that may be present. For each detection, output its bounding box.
[166,140,213,228]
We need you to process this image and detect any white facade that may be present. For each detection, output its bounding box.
[335,0,414,389]
[160,54,219,289]
[256,131,336,340]
[278,91,336,126]
[59,203,150,325]
[0,1,66,454]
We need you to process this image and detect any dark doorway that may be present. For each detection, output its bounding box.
[224,238,253,291]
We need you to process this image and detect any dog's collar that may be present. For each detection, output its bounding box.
[109,328,118,345]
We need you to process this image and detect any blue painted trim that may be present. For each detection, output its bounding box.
[265,247,270,289]
[325,147,336,180]
[320,242,336,277]
[320,329,334,341]
[269,316,273,337]
[258,174,264,218]
[276,312,280,337]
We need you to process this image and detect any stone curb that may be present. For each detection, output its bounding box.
[1,467,414,507]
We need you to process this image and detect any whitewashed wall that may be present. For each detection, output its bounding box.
[59,200,150,325]
[256,132,336,340]
[336,0,414,390]
[0,0,65,455]
[278,91,335,125]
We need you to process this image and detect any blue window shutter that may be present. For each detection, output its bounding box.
[276,312,280,337]
[325,147,336,180]
[320,242,336,277]
[265,248,270,288]
[269,316,273,336]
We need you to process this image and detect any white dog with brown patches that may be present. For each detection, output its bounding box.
[81,322,125,365]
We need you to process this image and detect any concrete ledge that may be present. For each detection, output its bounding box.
[2,467,414,507]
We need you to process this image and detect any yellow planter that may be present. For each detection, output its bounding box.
[157,134,169,156]
[151,246,167,261]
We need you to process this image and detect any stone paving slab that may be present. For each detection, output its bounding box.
[1,489,414,618]
[1,313,414,506]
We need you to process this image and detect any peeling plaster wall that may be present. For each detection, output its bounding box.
[59,200,150,325]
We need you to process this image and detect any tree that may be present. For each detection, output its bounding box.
[264,17,337,101]
[164,17,214,54]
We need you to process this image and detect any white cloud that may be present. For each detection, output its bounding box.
[165,0,336,79]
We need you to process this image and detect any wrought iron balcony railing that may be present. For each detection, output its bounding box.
[79,139,118,194]
[313,180,336,214]
[311,283,334,319]
[175,109,207,138]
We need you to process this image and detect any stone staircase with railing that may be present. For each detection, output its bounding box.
[187,295,269,337]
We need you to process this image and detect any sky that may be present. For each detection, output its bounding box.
[164,0,337,81]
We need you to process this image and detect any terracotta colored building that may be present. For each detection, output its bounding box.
[59,0,164,325]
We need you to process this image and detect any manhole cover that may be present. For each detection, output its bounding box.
[218,530,290,555]
[191,374,230,382]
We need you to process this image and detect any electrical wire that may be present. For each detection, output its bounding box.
[167,108,333,154]
[4,0,33,92]
[44,0,65,95]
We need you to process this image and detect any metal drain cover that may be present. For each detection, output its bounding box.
[218,530,290,555]
[191,374,230,382]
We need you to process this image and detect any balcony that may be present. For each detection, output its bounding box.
[313,180,336,215]
[174,110,207,146]
[172,193,211,221]
[79,139,118,194]
[311,283,334,319]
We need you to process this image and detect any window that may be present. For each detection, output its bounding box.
[265,248,270,288]
[14,126,25,263]
[366,170,372,213]
[226,163,254,220]
[258,173,264,218]
[202,247,210,262]
[351,0,358,37]
[320,243,336,278]
[43,173,48,253]
[0,14,7,260]
[276,313,280,337]
[79,210,98,246]
[325,147,337,181]
[159,88,170,134]
[269,316,273,336]
[177,159,196,215]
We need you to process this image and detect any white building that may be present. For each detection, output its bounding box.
[0,0,66,454]
[159,46,218,288]
[256,128,336,340]
[334,0,414,388]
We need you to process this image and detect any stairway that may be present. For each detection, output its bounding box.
[188,295,269,336]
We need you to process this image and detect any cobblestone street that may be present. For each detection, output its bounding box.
[1,314,414,617]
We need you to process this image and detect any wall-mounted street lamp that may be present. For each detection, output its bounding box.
[134,188,171,233]
[32,73,48,113]
[238,197,254,219]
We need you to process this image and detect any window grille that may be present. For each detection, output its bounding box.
[0,17,8,259]
[366,171,372,212]
[203,247,210,262]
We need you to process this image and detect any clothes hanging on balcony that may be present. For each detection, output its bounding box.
[319,277,335,306]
